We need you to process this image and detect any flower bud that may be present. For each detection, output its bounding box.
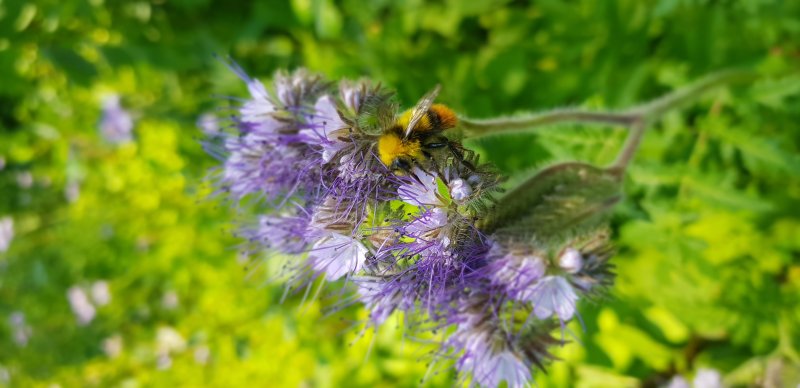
[448,178,472,202]
[558,248,583,273]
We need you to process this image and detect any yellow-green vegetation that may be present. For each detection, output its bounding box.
[1,0,799,386]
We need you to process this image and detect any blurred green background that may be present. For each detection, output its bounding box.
[2,0,800,386]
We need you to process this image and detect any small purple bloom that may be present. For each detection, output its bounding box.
[9,312,32,347]
[300,95,347,163]
[99,94,133,144]
[487,244,547,301]
[451,311,532,388]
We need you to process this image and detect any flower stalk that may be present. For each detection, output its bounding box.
[459,69,757,175]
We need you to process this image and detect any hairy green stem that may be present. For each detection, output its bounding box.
[458,69,756,138]
[458,68,757,174]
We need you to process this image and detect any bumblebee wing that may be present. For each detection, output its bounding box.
[404,85,441,138]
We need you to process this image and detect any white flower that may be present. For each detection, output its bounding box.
[102,335,123,358]
[67,286,96,325]
[558,248,583,273]
[16,172,33,189]
[156,326,186,354]
[194,345,211,365]
[530,276,579,321]
[90,281,111,306]
[693,368,724,388]
[0,217,13,253]
[162,291,179,310]
[667,376,690,388]
[308,233,368,280]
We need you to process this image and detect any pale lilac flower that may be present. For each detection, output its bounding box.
[67,286,96,325]
[558,248,583,273]
[197,113,219,134]
[65,180,81,203]
[530,276,579,321]
[398,168,441,206]
[666,376,691,388]
[99,94,133,144]
[155,326,186,370]
[355,278,416,325]
[307,233,368,280]
[451,311,532,388]
[102,334,123,358]
[0,156,5,171]
[194,345,211,365]
[693,368,724,388]
[487,244,547,301]
[16,172,33,189]
[162,291,179,310]
[90,280,111,306]
[300,95,347,162]
[0,217,13,253]
[448,178,472,202]
[156,353,172,370]
[9,312,32,347]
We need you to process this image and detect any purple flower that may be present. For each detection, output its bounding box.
[355,278,415,325]
[99,94,133,144]
[451,310,532,388]
[9,312,32,347]
[242,214,311,255]
[300,95,347,163]
[487,243,547,301]
[204,63,619,387]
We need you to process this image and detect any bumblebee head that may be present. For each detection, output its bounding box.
[378,132,420,174]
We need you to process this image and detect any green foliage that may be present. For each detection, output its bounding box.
[1,0,799,386]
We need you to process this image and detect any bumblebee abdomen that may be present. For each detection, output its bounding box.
[429,104,457,130]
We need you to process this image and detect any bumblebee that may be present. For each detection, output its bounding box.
[377,86,460,174]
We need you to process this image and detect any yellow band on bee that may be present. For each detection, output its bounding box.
[397,108,432,132]
[377,132,421,167]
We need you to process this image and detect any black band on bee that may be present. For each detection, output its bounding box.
[427,110,442,130]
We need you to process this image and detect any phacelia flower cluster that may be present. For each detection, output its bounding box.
[205,64,616,387]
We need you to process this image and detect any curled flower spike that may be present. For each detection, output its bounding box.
[206,63,748,387]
